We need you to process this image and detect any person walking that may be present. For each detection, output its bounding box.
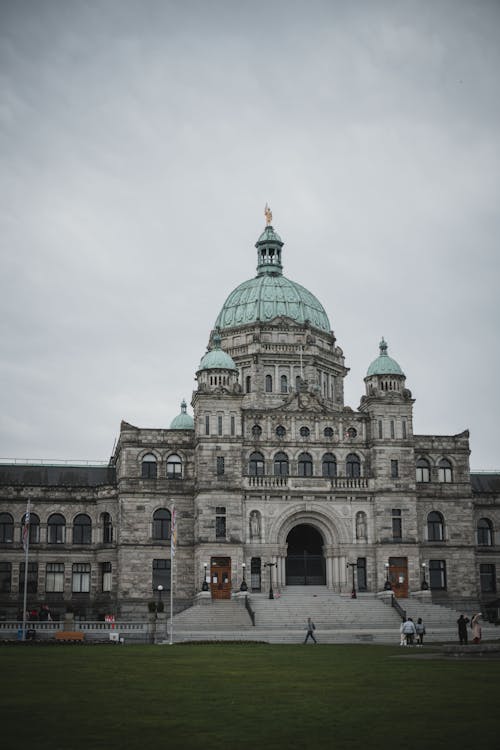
[457,614,469,645]
[415,617,426,646]
[471,613,482,644]
[401,616,417,646]
[304,616,317,644]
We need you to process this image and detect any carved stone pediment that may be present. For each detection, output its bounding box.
[273,389,330,413]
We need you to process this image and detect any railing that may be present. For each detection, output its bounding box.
[244,596,255,626]
[244,475,370,489]
[391,595,407,621]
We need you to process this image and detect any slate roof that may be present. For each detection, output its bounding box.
[0,464,116,487]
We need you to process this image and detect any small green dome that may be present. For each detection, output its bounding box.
[170,399,194,430]
[198,334,237,371]
[367,338,405,376]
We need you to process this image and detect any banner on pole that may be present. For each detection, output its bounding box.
[171,508,176,558]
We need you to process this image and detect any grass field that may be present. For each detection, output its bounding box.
[1,643,499,750]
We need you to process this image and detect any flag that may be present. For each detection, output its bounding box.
[170,508,176,558]
[22,507,30,552]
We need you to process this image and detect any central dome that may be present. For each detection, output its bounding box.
[214,222,331,333]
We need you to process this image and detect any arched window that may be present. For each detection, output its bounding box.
[101,512,113,544]
[427,511,445,541]
[166,454,182,479]
[0,513,14,543]
[245,375,251,393]
[252,424,262,438]
[477,518,493,546]
[346,453,361,478]
[141,453,157,479]
[416,458,430,483]
[274,451,289,476]
[438,458,453,483]
[265,374,273,392]
[324,427,334,439]
[346,427,357,439]
[73,514,92,545]
[276,425,286,439]
[47,513,66,544]
[322,453,337,477]
[296,375,302,391]
[280,375,288,393]
[21,512,40,544]
[153,509,171,540]
[249,451,265,476]
[298,452,313,477]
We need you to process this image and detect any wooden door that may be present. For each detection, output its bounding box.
[389,557,408,598]
[210,557,232,600]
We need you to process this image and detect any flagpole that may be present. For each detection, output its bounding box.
[169,507,175,646]
[21,499,31,641]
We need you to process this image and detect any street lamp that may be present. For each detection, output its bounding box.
[346,562,357,599]
[421,562,429,590]
[384,562,392,591]
[157,585,164,612]
[240,562,248,592]
[202,562,209,592]
[264,561,277,599]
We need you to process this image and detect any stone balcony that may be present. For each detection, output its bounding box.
[243,475,372,491]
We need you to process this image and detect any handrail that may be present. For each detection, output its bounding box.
[391,594,407,621]
[245,595,255,626]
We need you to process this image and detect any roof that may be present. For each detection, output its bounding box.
[198,334,237,371]
[0,464,116,487]
[366,338,405,377]
[470,473,500,494]
[169,399,194,430]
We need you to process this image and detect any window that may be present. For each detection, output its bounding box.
[477,518,493,546]
[324,427,334,439]
[0,562,11,592]
[427,511,445,541]
[298,452,313,477]
[392,509,402,540]
[153,509,171,540]
[251,557,261,592]
[274,451,289,476]
[46,563,64,593]
[249,451,265,476]
[346,453,361,478]
[47,514,66,544]
[357,558,367,591]
[205,415,210,435]
[390,420,395,439]
[21,512,40,545]
[429,559,447,590]
[153,559,171,591]
[141,453,157,479]
[378,421,383,439]
[276,425,286,439]
[265,374,273,392]
[438,458,453,483]
[166,454,182,479]
[19,562,38,594]
[299,426,310,438]
[280,375,288,393]
[245,375,251,393]
[391,460,399,479]
[216,456,225,476]
[252,424,262,438]
[73,514,92,545]
[72,563,90,593]
[218,415,223,436]
[230,415,235,436]
[322,453,337,477]
[216,507,226,539]
[346,427,357,439]
[402,420,407,439]
[100,562,112,592]
[102,512,113,544]
[0,513,14,543]
[480,564,496,593]
[416,458,430,483]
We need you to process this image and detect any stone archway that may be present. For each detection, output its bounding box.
[286,523,326,585]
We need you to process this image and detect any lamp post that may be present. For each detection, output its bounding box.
[384,562,392,591]
[346,562,357,599]
[421,562,429,590]
[264,561,277,599]
[240,562,248,592]
[202,562,209,592]
[157,585,164,611]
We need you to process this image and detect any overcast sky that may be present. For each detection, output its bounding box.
[1,0,499,470]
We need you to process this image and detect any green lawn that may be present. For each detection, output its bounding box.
[1,643,499,750]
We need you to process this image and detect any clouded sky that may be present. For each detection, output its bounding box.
[1,0,499,469]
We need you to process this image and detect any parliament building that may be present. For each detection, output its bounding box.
[1,214,499,621]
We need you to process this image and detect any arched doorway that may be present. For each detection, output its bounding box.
[286,524,326,585]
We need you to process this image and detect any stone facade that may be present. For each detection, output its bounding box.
[0,221,499,620]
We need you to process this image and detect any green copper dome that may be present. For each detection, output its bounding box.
[198,334,237,371]
[214,223,331,333]
[367,338,405,376]
[170,399,194,429]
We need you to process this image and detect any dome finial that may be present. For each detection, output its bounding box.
[379,337,388,355]
[180,399,187,413]
[264,203,273,226]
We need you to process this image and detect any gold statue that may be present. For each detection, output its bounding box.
[264,203,273,226]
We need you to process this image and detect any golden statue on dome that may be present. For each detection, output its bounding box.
[264,203,273,226]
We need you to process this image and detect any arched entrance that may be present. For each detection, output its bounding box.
[286,524,326,585]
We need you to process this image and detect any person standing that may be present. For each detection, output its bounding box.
[471,613,482,644]
[304,617,317,644]
[415,617,426,646]
[457,614,469,645]
[402,616,417,646]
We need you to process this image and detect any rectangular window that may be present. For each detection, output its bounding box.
[429,560,447,590]
[216,456,225,476]
[231,415,235,436]
[480,564,496,593]
[205,415,210,435]
[402,420,407,439]
[216,507,227,539]
[152,559,171,591]
[100,562,112,592]
[46,563,64,593]
[391,460,399,479]
[392,509,402,540]
[378,420,383,439]
[390,420,395,439]
[251,557,261,592]
[19,562,38,594]
[218,415,223,436]
[0,562,11,593]
[357,558,367,591]
[72,563,91,593]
